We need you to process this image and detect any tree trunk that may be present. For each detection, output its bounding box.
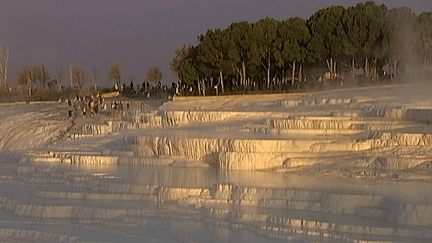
[0,45,10,89]
[365,57,369,77]
[299,63,302,84]
[393,60,397,79]
[326,58,334,78]
[291,61,296,86]
[326,59,330,73]
[389,60,393,81]
[202,79,206,96]
[334,60,337,77]
[242,60,246,87]
[352,58,355,79]
[3,50,7,89]
[69,62,73,87]
[389,60,397,80]
[373,58,378,82]
[28,70,33,94]
[330,58,333,77]
[267,56,271,89]
[219,71,224,93]
[197,80,201,96]
[3,61,6,89]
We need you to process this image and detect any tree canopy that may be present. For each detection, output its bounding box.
[17,63,52,89]
[417,12,432,66]
[107,61,122,87]
[72,65,90,91]
[171,44,192,82]
[173,1,432,96]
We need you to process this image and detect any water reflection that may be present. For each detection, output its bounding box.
[45,161,432,204]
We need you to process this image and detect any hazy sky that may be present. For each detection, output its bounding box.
[0,0,431,87]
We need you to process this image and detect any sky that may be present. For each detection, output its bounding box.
[0,0,431,88]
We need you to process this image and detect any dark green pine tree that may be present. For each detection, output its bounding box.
[308,5,347,78]
[253,17,280,88]
[226,21,256,89]
[275,17,311,86]
[416,12,432,74]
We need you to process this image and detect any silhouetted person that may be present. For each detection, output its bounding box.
[94,102,99,115]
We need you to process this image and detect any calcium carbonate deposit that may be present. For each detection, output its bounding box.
[3,84,432,242]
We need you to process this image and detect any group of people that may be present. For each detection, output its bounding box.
[67,94,104,119]
[110,101,134,111]
[67,94,148,119]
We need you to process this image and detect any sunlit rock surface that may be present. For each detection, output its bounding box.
[4,84,432,242]
[0,102,72,150]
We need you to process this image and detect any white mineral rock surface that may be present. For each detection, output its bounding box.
[3,85,432,242]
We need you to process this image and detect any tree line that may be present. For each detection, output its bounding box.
[13,61,164,95]
[0,47,164,99]
[171,1,432,96]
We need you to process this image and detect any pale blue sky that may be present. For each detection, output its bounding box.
[0,0,431,87]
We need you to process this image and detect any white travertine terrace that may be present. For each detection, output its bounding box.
[4,85,432,242]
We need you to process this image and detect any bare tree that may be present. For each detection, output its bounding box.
[145,66,162,87]
[107,61,122,88]
[57,67,64,84]
[92,68,100,89]
[72,65,90,91]
[69,62,73,87]
[0,44,10,90]
[37,63,51,87]
[17,64,39,95]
